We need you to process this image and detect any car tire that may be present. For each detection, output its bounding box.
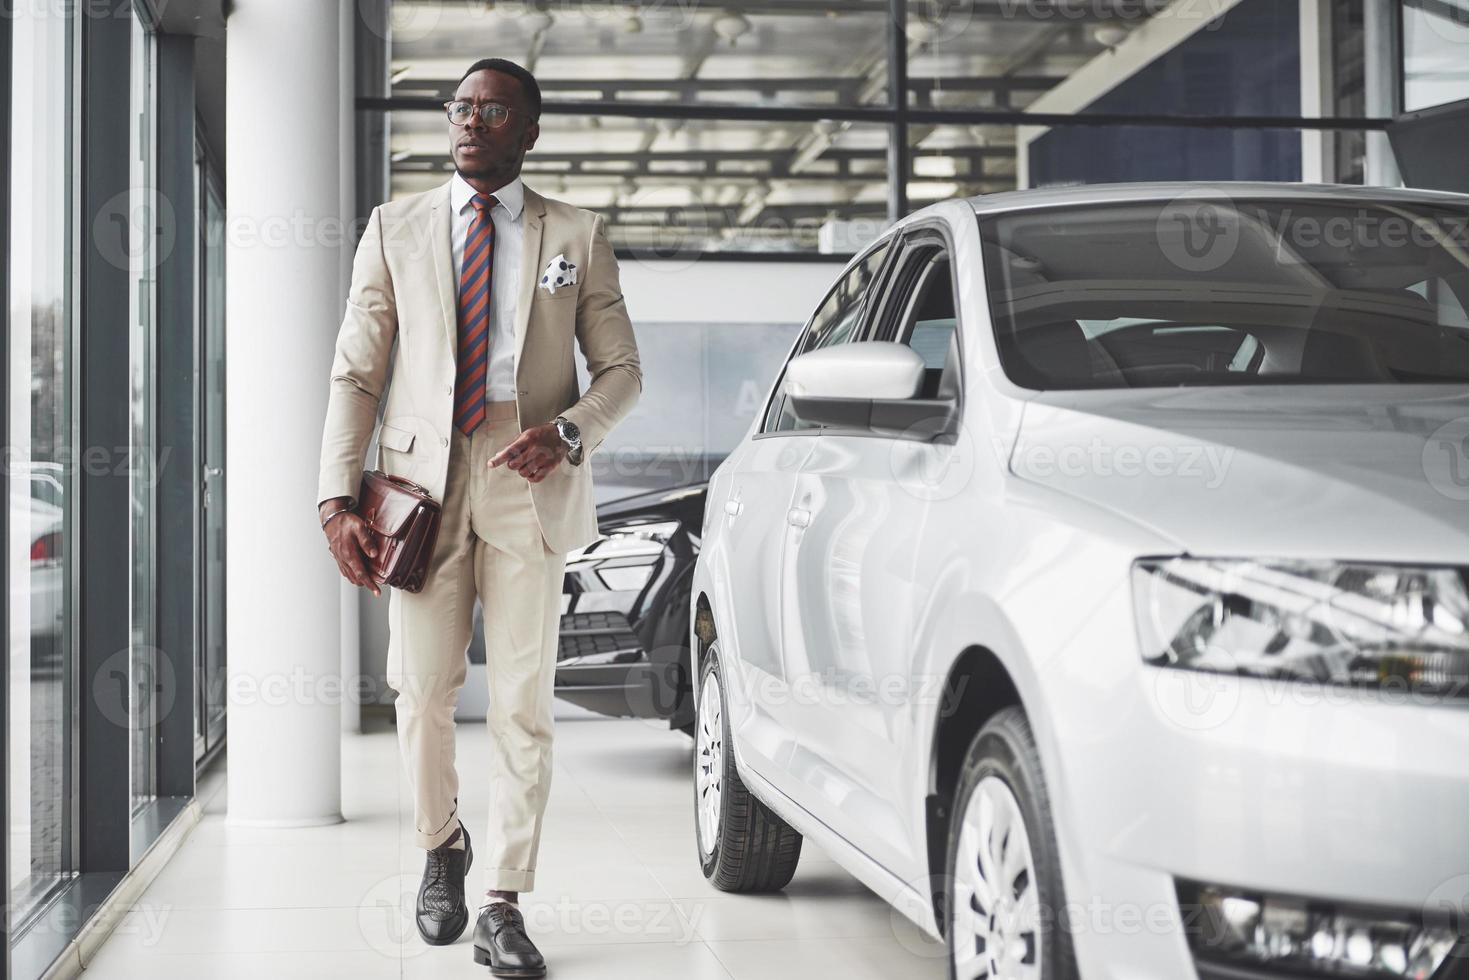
[694,643,802,891]
[944,706,1078,980]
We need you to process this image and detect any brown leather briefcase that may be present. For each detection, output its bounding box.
[353,470,443,594]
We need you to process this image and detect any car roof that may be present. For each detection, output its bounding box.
[959,180,1469,217]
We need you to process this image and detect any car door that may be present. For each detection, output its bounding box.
[714,238,895,790]
[780,227,965,879]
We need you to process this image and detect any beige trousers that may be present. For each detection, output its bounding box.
[385,399,567,893]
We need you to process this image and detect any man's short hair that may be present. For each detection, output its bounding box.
[459,58,542,122]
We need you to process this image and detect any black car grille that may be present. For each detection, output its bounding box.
[557,611,643,663]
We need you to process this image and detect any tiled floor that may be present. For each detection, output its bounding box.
[84,705,948,979]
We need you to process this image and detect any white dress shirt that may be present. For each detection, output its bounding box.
[450,170,523,401]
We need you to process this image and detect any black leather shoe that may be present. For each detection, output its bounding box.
[472,901,546,977]
[416,823,473,945]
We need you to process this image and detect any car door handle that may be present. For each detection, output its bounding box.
[786,507,810,528]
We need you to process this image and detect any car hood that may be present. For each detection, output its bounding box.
[1010,385,1469,563]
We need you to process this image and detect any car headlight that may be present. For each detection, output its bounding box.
[1179,879,1462,979]
[604,520,680,546]
[1132,558,1469,696]
[580,521,681,592]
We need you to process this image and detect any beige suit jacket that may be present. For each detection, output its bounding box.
[316,178,642,554]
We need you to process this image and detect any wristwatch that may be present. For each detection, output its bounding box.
[552,415,583,465]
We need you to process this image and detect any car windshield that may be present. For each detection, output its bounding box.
[979,197,1469,389]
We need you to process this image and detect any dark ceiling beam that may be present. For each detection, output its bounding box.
[391,145,1015,180]
[520,167,881,184]
[390,0,1147,20]
[361,95,1393,131]
[394,147,1014,165]
[380,193,1012,225]
[394,74,1063,102]
[395,163,908,184]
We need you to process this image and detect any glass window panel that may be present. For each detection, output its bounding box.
[1402,0,1469,111]
[903,0,1120,112]
[199,174,227,757]
[391,113,891,254]
[128,3,160,821]
[388,1,893,109]
[764,240,893,433]
[912,121,1303,194]
[574,321,804,502]
[1330,0,1366,184]
[907,0,1301,118]
[8,0,77,928]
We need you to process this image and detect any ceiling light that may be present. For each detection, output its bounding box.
[1093,24,1128,48]
[713,11,751,45]
[907,15,940,43]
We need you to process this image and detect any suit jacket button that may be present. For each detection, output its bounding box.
[441,437,448,447]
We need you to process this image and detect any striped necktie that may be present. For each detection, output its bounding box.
[454,192,498,436]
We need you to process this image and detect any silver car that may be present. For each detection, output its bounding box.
[688,183,1469,980]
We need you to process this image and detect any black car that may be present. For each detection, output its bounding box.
[551,482,706,734]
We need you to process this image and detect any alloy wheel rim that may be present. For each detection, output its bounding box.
[952,775,1042,980]
[694,670,724,857]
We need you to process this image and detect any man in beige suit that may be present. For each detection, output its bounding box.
[316,58,640,976]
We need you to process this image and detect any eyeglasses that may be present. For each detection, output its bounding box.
[444,100,517,129]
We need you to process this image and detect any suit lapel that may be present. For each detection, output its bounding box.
[428,179,457,358]
[515,184,548,368]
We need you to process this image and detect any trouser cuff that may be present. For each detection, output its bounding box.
[417,813,461,850]
[483,867,536,892]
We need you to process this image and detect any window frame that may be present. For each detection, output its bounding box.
[845,221,967,443]
[754,234,900,439]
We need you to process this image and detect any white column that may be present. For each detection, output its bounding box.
[225,0,346,827]
[1363,0,1402,187]
[1299,0,1333,184]
[337,0,362,737]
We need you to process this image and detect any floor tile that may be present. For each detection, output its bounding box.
[82,705,938,980]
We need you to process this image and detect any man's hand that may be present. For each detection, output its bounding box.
[319,497,382,596]
[488,423,568,483]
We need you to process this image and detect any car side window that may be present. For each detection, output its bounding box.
[875,238,961,402]
[761,239,893,433]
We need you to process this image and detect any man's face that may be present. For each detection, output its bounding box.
[449,69,538,180]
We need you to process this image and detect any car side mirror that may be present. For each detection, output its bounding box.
[784,342,957,438]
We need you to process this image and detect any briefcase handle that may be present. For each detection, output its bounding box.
[384,474,430,497]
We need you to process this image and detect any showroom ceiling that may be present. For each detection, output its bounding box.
[383,0,1154,252]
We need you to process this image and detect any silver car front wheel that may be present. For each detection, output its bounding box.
[953,776,1042,979]
[946,706,1077,980]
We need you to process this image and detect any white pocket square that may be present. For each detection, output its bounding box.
[538,253,578,294]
